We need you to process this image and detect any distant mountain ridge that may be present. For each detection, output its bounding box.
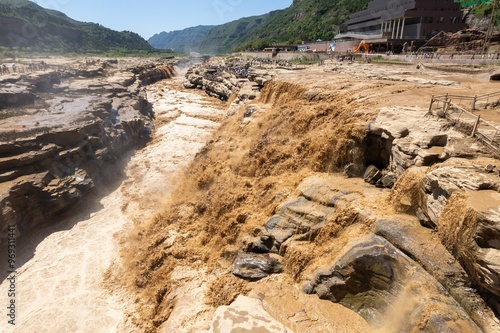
[149,0,372,54]
[0,0,153,53]
[149,25,214,53]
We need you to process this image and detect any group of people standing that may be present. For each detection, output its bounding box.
[0,60,48,75]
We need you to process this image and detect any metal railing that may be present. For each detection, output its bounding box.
[334,32,426,41]
[429,92,500,157]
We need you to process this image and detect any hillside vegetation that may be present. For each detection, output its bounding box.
[149,25,214,53]
[0,0,153,54]
[463,0,500,25]
[150,0,500,54]
[149,0,371,53]
[242,0,370,46]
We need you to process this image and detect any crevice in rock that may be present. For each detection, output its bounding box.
[364,133,392,170]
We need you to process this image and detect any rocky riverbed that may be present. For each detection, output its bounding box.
[118,59,500,333]
[1,56,500,333]
[0,57,184,332]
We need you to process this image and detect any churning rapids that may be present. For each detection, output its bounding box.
[0,66,224,332]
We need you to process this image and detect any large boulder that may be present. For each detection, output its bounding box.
[363,165,382,185]
[264,197,334,247]
[231,252,283,280]
[439,190,500,299]
[184,65,241,101]
[304,235,482,332]
[421,165,500,225]
[202,78,236,101]
[184,62,272,101]
[248,68,273,86]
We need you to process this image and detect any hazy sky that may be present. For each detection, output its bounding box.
[33,0,293,39]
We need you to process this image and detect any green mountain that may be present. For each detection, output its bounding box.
[149,25,214,52]
[242,0,371,47]
[0,0,153,53]
[149,0,371,54]
[462,0,500,24]
[147,16,273,54]
[150,0,499,54]
[193,12,280,54]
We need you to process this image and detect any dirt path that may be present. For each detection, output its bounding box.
[0,71,224,332]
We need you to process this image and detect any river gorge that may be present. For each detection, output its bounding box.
[0,56,499,332]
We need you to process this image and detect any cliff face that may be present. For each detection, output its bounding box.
[0,58,175,244]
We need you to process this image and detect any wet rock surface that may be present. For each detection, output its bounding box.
[421,164,500,225]
[305,234,482,332]
[231,252,283,280]
[229,171,499,332]
[184,64,243,100]
[439,190,500,299]
[375,219,499,332]
[264,197,334,245]
[115,60,500,333]
[0,59,176,244]
[0,62,225,333]
[183,59,272,102]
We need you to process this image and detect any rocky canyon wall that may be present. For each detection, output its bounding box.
[0,59,175,245]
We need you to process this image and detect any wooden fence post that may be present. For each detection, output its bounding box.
[471,95,477,110]
[444,98,451,114]
[471,115,481,137]
[429,95,434,113]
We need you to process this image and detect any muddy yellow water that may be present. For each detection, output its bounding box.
[0,70,224,333]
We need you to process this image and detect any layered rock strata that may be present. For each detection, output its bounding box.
[0,59,175,244]
[231,174,498,332]
[183,59,272,102]
[368,106,500,310]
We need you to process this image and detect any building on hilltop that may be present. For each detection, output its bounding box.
[334,0,467,53]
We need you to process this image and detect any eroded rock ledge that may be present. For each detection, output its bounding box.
[367,106,500,310]
[125,61,500,332]
[183,58,272,102]
[231,174,498,332]
[225,103,500,331]
[0,59,176,244]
